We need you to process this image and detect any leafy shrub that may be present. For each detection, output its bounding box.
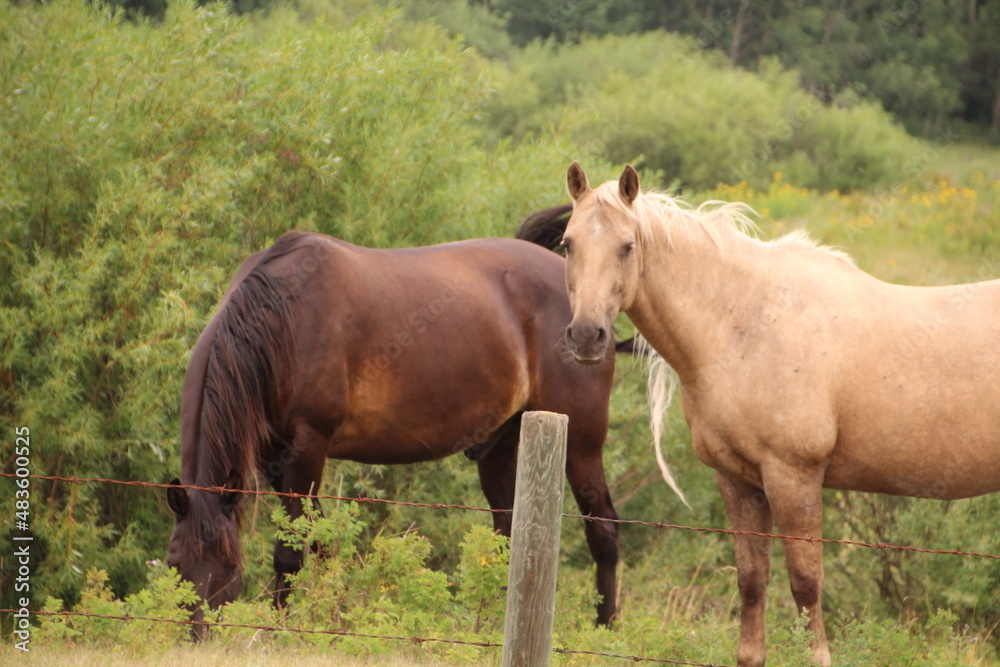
[455,524,509,635]
[832,609,990,667]
[35,565,198,648]
[0,0,602,608]
[480,32,922,191]
[219,504,506,661]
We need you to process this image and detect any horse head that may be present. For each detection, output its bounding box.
[166,469,244,638]
[562,162,644,364]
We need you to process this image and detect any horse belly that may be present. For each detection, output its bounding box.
[827,291,1000,499]
[330,342,530,464]
[829,393,1000,499]
[330,396,523,465]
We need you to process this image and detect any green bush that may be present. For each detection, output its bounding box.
[824,490,1000,638]
[35,565,198,648]
[4,1,999,663]
[214,504,507,661]
[0,0,602,610]
[480,32,922,191]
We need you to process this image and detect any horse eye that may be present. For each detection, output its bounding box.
[621,242,635,258]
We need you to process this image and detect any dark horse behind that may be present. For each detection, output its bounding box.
[166,207,624,635]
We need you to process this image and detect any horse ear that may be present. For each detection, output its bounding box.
[167,479,190,519]
[220,468,243,517]
[619,164,640,205]
[567,161,592,202]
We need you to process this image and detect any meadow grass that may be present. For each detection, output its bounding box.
[704,144,1000,286]
[0,645,458,666]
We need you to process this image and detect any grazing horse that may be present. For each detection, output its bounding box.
[166,227,623,635]
[544,162,1000,666]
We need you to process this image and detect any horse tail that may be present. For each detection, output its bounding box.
[516,205,636,355]
[196,234,304,502]
[515,204,573,253]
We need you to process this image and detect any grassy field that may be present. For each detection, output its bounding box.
[706,143,1000,286]
[0,646,456,666]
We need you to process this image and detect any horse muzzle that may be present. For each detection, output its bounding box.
[565,320,610,364]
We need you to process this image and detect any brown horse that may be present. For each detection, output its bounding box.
[165,224,623,634]
[547,162,1000,666]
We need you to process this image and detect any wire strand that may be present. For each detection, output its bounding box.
[6,472,999,560]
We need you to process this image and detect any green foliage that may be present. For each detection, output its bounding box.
[832,609,990,667]
[28,495,1000,664]
[824,491,1000,640]
[0,0,598,609]
[470,0,999,135]
[480,31,921,191]
[212,506,507,662]
[387,0,512,58]
[33,597,80,645]
[455,524,509,634]
[4,1,1000,664]
[706,150,1000,280]
[35,565,198,648]
[769,611,817,667]
[282,503,454,649]
[273,501,365,564]
[120,563,201,644]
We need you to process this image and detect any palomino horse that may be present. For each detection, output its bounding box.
[542,162,1000,666]
[165,227,624,635]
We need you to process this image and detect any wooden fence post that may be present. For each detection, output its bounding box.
[501,411,568,667]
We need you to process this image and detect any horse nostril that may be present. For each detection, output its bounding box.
[595,327,607,343]
[566,324,576,345]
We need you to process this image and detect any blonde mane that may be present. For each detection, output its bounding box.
[591,181,853,264]
[592,181,758,248]
[633,335,689,510]
[770,228,855,264]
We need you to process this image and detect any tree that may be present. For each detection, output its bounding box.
[473,0,997,135]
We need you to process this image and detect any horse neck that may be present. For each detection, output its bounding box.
[627,220,771,385]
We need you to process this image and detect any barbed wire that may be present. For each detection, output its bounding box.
[0,608,731,666]
[562,513,1000,560]
[551,646,729,665]
[5,472,999,560]
[0,472,508,515]
[0,607,501,648]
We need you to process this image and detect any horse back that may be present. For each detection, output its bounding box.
[823,277,1000,497]
[259,233,610,464]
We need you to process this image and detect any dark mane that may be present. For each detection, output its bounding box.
[515,205,572,253]
[190,232,305,561]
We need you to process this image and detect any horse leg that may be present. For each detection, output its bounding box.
[267,427,328,609]
[566,449,619,627]
[715,470,773,667]
[474,416,520,537]
[762,465,830,666]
